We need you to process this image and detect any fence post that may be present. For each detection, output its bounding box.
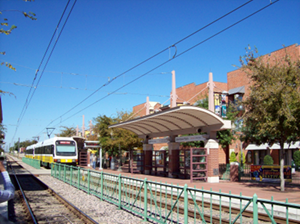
[253,193,258,224]
[88,169,90,194]
[100,171,103,201]
[64,164,66,182]
[78,167,80,189]
[143,178,148,222]
[59,164,61,180]
[184,184,188,224]
[118,174,122,210]
[100,171,103,200]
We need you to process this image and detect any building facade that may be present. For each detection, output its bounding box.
[132,44,300,165]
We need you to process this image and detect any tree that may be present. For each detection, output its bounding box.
[94,112,143,161]
[294,151,300,169]
[239,47,300,191]
[264,155,274,165]
[1,2,37,71]
[112,111,143,152]
[0,123,6,152]
[10,139,37,152]
[229,152,237,163]
[57,126,76,137]
[94,115,115,157]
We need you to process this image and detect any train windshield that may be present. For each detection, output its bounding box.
[55,140,76,156]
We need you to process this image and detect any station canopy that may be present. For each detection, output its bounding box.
[109,105,231,139]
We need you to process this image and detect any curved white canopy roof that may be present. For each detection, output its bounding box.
[109,105,231,139]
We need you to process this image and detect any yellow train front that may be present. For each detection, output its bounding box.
[25,137,78,167]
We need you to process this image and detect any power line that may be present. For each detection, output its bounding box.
[10,0,77,144]
[16,0,72,126]
[43,0,279,132]
[37,0,253,134]
[1,81,169,97]
[0,61,170,78]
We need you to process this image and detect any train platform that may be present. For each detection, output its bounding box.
[85,166,300,204]
[7,155,51,176]
[6,155,300,204]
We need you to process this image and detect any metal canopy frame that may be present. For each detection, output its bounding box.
[109,105,231,139]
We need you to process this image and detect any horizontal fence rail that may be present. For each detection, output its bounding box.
[51,163,300,224]
[22,157,41,169]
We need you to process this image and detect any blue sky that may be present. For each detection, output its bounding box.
[1,0,299,149]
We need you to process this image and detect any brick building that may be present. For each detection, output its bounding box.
[132,44,300,166]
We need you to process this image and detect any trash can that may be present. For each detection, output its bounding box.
[111,158,116,170]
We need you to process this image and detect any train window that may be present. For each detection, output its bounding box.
[56,141,76,156]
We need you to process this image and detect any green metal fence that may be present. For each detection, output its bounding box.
[51,163,300,224]
[22,157,41,169]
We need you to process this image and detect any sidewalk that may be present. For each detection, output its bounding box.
[85,166,300,204]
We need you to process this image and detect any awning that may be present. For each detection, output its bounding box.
[109,105,231,139]
[245,143,269,151]
[246,142,300,151]
[228,86,245,95]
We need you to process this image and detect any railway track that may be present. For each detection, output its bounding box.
[6,159,97,224]
[7,157,298,223]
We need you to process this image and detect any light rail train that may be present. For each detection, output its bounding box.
[25,137,78,167]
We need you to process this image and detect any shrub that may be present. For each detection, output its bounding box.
[238,152,246,164]
[294,151,300,168]
[229,152,237,163]
[263,155,274,165]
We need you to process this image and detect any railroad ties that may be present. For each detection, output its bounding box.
[6,157,97,224]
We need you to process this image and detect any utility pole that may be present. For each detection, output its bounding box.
[82,115,85,138]
[18,137,20,158]
[76,125,79,136]
[146,96,150,115]
[171,70,177,108]
[208,72,214,112]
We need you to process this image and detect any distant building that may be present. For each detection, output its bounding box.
[131,44,300,165]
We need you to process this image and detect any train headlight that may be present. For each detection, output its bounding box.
[72,159,76,162]
[57,159,61,162]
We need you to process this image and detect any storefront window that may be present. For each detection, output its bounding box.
[246,151,252,163]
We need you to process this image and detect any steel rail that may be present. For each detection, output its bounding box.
[7,156,98,224]
[8,162,38,224]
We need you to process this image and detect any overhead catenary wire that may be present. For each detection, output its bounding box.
[10,0,77,144]
[16,0,72,125]
[37,0,254,134]
[1,82,170,97]
[43,0,279,133]
[0,61,170,78]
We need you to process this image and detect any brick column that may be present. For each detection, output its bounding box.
[143,144,153,174]
[168,142,180,178]
[205,139,219,183]
[87,151,91,167]
[230,162,239,182]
